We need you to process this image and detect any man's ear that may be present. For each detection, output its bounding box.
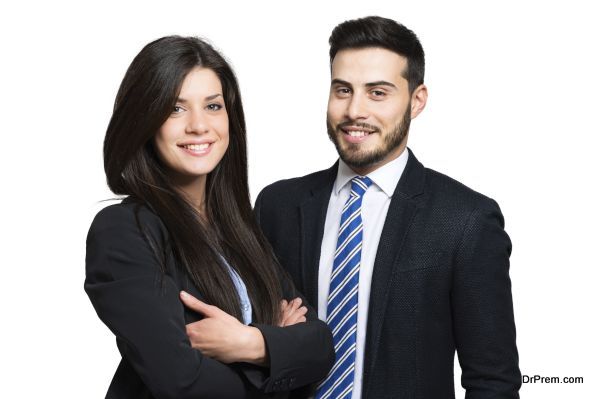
[410,84,428,119]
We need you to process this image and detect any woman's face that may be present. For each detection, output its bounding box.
[154,67,229,185]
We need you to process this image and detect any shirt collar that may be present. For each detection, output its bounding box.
[334,148,409,198]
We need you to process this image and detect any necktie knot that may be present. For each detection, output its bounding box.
[350,176,372,198]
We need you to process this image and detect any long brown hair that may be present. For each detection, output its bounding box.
[103,36,281,324]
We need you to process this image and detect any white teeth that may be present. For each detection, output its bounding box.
[183,143,209,151]
[349,131,367,137]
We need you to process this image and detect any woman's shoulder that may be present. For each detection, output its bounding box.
[89,198,167,241]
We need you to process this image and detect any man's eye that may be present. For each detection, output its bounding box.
[371,90,385,97]
[336,88,351,95]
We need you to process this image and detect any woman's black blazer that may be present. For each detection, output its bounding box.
[85,199,334,399]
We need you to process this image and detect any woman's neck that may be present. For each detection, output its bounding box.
[170,173,207,214]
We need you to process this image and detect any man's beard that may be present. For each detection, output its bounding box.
[327,105,411,170]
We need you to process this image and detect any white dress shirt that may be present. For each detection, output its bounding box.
[318,149,408,399]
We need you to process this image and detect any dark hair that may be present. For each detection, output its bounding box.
[329,16,425,93]
[104,36,282,325]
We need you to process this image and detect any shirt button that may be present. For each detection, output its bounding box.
[242,303,249,311]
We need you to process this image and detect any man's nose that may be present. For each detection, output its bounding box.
[346,94,369,121]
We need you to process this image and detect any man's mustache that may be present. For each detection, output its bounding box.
[336,120,380,133]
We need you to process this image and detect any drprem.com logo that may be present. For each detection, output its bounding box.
[522,375,584,384]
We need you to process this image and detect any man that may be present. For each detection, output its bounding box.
[255,16,520,398]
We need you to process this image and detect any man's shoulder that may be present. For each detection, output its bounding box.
[257,166,336,205]
[422,166,499,211]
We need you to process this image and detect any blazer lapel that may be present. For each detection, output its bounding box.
[298,163,338,311]
[363,148,426,392]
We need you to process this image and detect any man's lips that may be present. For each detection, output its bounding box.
[338,124,378,141]
[341,128,371,138]
[339,123,378,134]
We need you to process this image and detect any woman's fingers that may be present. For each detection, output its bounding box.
[280,298,308,327]
[180,291,221,318]
[287,305,308,324]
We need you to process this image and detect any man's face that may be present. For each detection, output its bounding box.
[327,47,421,175]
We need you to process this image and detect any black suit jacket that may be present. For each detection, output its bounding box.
[255,149,521,399]
[85,200,334,399]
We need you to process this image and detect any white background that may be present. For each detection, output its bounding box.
[1,0,598,397]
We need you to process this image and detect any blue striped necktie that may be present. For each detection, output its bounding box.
[316,175,372,399]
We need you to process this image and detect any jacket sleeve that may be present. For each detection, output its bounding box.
[251,188,335,393]
[85,204,252,399]
[250,278,334,393]
[452,199,521,398]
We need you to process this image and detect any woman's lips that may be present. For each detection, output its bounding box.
[178,142,213,156]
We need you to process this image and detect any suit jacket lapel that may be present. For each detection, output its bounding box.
[363,148,426,393]
[298,163,338,311]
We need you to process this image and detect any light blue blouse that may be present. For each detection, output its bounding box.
[220,256,252,325]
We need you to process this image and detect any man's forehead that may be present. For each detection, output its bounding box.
[331,47,408,86]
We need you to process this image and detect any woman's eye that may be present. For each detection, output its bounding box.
[172,105,184,113]
[207,103,223,111]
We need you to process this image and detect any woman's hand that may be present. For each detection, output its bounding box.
[180,291,267,365]
[279,297,308,327]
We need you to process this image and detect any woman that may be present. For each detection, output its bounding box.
[85,36,334,398]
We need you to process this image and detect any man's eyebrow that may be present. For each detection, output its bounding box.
[331,78,352,87]
[330,79,397,89]
[176,93,223,103]
[365,80,397,89]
